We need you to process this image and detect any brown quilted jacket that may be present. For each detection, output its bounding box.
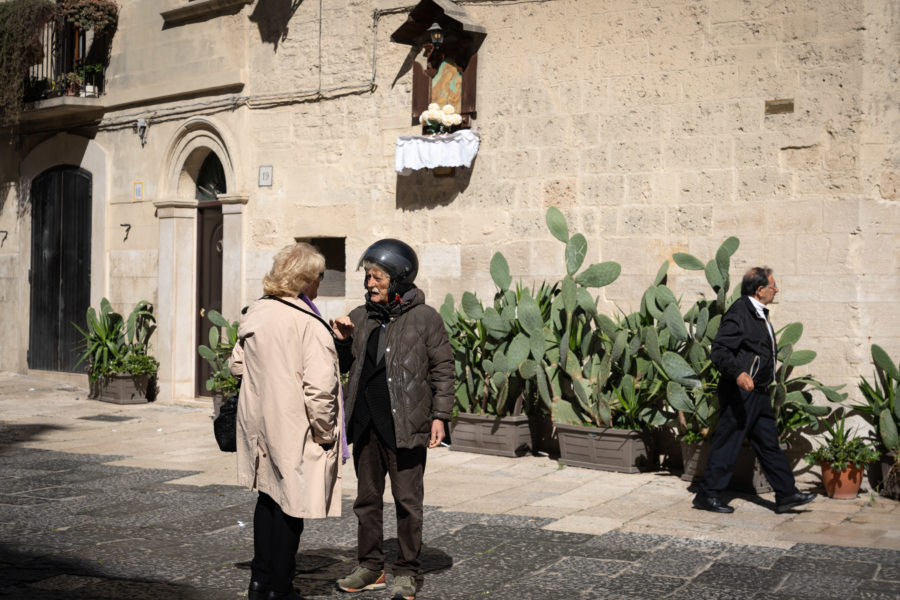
[338,288,454,449]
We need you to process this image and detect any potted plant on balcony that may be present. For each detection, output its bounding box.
[74,298,159,404]
[856,343,900,499]
[197,309,241,415]
[77,62,103,97]
[805,410,880,499]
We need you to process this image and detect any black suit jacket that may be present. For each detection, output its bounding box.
[711,295,776,391]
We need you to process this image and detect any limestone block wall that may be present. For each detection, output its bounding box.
[1,0,896,404]
[236,0,898,398]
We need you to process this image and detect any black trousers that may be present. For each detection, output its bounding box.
[252,492,304,593]
[353,426,426,577]
[699,386,799,501]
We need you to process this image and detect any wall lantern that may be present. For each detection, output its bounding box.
[427,22,444,47]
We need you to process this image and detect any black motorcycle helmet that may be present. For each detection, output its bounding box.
[358,238,419,298]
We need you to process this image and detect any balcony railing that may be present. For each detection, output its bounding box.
[24,22,106,102]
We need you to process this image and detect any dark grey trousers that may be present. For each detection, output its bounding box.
[352,426,426,577]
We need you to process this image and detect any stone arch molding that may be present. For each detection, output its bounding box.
[161,116,242,199]
[155,116,247,402]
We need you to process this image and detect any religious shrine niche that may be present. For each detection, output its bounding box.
[390,0,486,130]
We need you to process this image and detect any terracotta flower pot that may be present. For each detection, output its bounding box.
[820,461,864,499]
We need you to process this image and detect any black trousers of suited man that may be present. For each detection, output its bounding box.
[698,384,800,501]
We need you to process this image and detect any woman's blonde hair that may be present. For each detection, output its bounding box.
[262,242,325,297]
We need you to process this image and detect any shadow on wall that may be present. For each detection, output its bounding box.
[249,0,306,50]
[395,164,474,211]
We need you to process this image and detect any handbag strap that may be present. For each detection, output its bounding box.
[263,295,336,340]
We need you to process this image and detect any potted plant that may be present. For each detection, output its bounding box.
[805,410,880,499]
[440,283,550,458]
[440,207,622,459]
[74,298,159,404]
[77,62,103,96]
[197,309,241,414]
[856,344,900,499]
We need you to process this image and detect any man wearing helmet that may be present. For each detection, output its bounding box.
[331,239,453,600]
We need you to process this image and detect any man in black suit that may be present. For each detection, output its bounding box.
[693,267,817,514]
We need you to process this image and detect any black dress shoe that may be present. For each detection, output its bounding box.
[692,493,734,513]
[775,491,816,513]
[248,580,269,600]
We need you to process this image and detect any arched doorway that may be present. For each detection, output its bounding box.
[28,166,92,372]
[195,151,226,396]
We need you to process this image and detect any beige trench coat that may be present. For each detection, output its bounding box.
[230,296,342,519]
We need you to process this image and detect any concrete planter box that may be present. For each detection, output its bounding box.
[680,440,711,482]
[868,451,900,500]
[450,413,531,457]
[93,374,156,404]
[555,422,657,473]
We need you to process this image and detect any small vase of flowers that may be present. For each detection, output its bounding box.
[419,103,463,135]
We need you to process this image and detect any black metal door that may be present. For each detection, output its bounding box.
[28,166,92,372]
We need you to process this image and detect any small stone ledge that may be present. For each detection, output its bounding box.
[161,0,253,27]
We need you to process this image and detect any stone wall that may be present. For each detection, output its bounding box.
[0,0,896,402]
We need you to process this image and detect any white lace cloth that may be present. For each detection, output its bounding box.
[394,129,480,175]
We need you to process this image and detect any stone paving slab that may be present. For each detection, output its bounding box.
[2,371,900,599]
[2,446,898,600]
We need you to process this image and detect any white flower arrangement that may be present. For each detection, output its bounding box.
[419,103,463,134]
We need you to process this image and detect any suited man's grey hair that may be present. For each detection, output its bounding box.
[741,267,773,296]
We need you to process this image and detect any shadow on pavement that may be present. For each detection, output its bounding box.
[0,543,207,599]
[0,423,67,451]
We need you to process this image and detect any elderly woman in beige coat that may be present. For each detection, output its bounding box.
[230,242,342,600]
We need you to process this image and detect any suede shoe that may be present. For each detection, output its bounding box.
[248,580,269,600]
[775,491,816,513]
[391,575,417,600]
[336,566,387,593]
[692,493,734,513]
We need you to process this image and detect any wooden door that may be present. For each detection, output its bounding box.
[28,166,92,372]
[195,152,226,397]
[196,206,223,396]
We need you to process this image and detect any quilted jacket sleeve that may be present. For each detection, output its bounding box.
[424,307,454,420]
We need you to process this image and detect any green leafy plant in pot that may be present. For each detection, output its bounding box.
[197,309,240,399]
[856,343,900,498]
[805,410,880,499]
[74,298,159,402]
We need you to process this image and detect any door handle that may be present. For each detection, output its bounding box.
[200,308,206,317]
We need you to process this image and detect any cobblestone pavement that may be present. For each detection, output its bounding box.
[2,446,899,599]
[1,372,900,599]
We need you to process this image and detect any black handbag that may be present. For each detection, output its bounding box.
[213,392,239,452]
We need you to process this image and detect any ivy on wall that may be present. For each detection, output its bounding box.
[0,0,57,126]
